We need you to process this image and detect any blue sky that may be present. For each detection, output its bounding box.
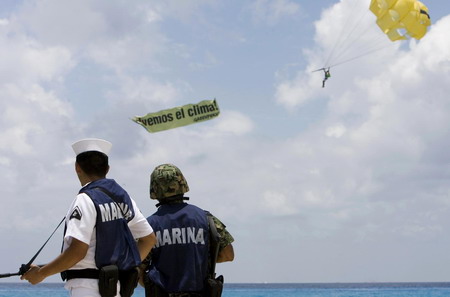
[1,0,450,284]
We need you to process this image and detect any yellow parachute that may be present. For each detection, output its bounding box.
[315,0,431,85]
[370,0,431,41]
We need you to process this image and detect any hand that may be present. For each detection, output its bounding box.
[20,264,46,285]
[138,265,147,287]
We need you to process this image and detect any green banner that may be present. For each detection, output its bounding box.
[132,99,220,133]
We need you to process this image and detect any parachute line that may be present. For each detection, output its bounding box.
[325,5,372,68]
[331,33,387,67]
[323,0,361,67]
[318,0,430,70]
[328,43,391,68]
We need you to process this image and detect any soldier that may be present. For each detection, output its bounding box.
[141,164,234,297]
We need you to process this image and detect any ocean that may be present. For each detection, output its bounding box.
[1,282,450,297]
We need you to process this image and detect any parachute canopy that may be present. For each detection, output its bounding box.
[370,0,431,41]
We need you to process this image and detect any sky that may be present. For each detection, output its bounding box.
[1,0,450,284]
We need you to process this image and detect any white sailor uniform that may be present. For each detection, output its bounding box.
[63,191,153,297]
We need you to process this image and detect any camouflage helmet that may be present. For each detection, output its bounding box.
[150,164,189,200]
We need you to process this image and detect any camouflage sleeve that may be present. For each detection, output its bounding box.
[211,215,234,250]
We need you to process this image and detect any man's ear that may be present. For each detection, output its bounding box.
[106,165,110,175]
[75,162,83,174]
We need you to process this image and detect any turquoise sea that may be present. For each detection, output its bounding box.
[1,282,450,297]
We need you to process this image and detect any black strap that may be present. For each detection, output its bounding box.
[65,269,99,280]
[155,195,189,207]
[19,217,65,275]
[206,212,221,278]
[94,187,116,201]
[93,187,131,219]
[65,268,138,280]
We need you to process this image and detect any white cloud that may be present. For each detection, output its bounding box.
[0,83,74,155]
[113,77,183,107]
[261,190,297,216]
[145,9,162,23]
[15,0,168,75]
[1,0,450,283]
[213,111,254,135]
[250,0,301,25]
[18,0,109,47]
[0,34,74,84]
[326,123,346,138]
[150,0,218,22]
[275,71,316,108]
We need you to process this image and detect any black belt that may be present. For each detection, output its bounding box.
[65,269,99,280]
[169,293,203,297]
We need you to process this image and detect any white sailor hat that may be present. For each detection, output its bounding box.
[72,138,112,156]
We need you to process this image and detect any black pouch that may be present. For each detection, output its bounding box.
[119,267,139,297]
[144,274,169,297]
[204,275,224,297]
[99,265,119,297]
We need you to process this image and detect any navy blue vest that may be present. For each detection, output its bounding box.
[81,178,141,270]
[146,203,209,293]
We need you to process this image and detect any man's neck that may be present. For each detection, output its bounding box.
[80,176,105,187]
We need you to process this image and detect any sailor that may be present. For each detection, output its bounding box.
[140,164,234,297]
[21,138,157,297]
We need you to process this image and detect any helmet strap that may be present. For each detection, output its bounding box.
[155,195,189,207]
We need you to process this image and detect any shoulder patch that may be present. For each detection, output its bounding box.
[70,206,82,220]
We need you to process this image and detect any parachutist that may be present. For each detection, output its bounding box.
[322,68,331,88]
